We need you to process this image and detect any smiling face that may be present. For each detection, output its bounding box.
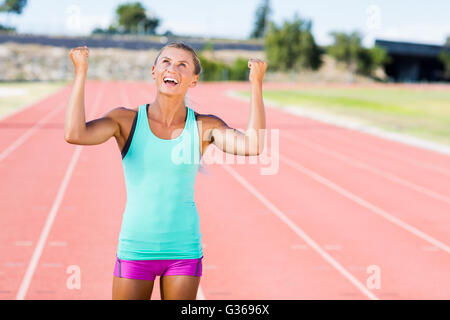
[151,47,199,96]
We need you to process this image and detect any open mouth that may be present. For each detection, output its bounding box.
[163,77,179,87]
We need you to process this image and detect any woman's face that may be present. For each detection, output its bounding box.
[152,47,199,96]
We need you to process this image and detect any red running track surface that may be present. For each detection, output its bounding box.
[0,80,449,300]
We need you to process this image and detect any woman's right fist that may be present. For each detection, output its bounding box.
[69,46,90,74]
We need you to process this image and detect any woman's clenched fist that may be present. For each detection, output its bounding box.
[69,46,90,74]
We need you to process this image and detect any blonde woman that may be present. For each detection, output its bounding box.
[65,41,267,300]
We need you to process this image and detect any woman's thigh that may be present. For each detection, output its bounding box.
[112,276,155,300]
[160,275,201,300]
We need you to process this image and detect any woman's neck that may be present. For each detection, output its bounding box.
[149,94,186,126]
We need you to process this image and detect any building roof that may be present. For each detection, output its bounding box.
[375,39,450,57]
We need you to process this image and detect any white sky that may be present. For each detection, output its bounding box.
[0,0,449,47]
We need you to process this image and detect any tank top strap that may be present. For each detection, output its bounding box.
[185,105,193,129]
[137,104,145,129]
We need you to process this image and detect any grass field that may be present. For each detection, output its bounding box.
[236,86,450,146]
[0,81,69,120]
[1,82,449,147]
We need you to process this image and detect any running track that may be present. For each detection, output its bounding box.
[1,80,449,300]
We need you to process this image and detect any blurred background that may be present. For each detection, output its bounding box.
[0,0,449,146]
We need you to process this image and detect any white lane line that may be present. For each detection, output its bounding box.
[282,132,450,205]
[291,244,309,250]
[421,246,440,252]
[0,104,63,163]
[316,130,450,177]
[222,164,378,300]
[41,263,62,268]
[4,262,24,267]
[48,241,67,247]
[324,245,342,251]
[16,83,105,300]
[14,241,33,246]
[280,154,450,254]
[15,146,82,300]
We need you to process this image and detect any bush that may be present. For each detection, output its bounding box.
[198,54,228,81]
[328,31,390,78]
[0,24,15,32]
[438,51,450,79]
[197,55,253,82]
[229,57,249,81]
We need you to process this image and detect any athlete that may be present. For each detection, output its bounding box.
[65,41,267,300]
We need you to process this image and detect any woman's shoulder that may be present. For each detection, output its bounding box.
[107,106,139,138]
[194,112,227,129]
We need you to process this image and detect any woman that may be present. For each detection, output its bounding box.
[65,41,267,300]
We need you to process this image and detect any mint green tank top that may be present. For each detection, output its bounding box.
[117,103,203,260]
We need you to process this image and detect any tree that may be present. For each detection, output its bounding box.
[327,31,389,80]
[327,31,362,75]
[115,2,159,34]
[440,35,450,79]
[438,51,450,79]
[0,0,27,14]
[92,25,119,35]
[264,13,322,71]
[249,0,271,39]
[0,0,27,32]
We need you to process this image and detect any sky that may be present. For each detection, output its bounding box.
[0,0,449,47]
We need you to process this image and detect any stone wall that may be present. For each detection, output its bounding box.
[0,42,381,83]
[0,43,264,81]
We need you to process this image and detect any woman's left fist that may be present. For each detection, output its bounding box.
[248,58,267,83]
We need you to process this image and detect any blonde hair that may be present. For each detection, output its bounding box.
[153,41,202,75]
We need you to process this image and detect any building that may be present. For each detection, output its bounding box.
[375,39,450,82]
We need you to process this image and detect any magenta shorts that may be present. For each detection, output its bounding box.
[113,255,203,281]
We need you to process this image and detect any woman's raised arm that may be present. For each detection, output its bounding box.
[64,46,120,145]
[209,58,267,156]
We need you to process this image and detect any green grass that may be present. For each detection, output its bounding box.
[235,86,450,146]
[0,81,69,120]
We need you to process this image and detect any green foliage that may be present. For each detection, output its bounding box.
[249,0,271,39]
[91,1,160,35]
[438,51,450,78]
[197,55,249,82]
[355,48,374,76]
[328,31,390,77]
[0,0,27,14]
[0,23,15,32]
[327,31,362,68]
[229,57,250,80]
[264,13,322,71]
[115,2,159,34]
[202,41,214,52]
[369,45,391,67]
[92,25,119,35]
[198,54,227,81]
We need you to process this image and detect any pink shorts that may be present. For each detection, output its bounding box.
[113,255,203,281]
